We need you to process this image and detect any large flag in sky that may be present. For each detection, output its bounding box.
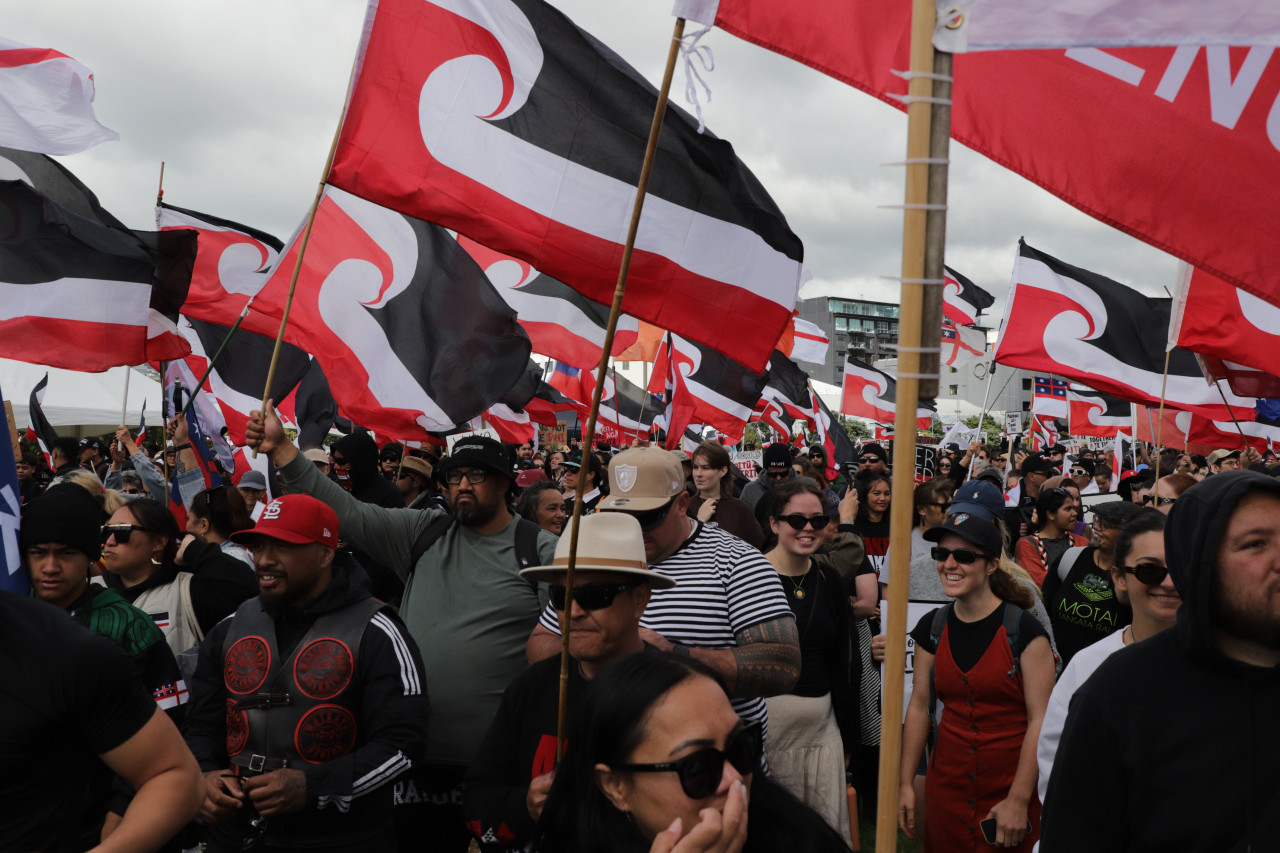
[1171,264,1280,399]
[993,240,1254,421]
[674,0,1280,311]
[0,380,25,596]
[0,38,118,155]
[840,356,935,429]
[940,319,986,368]
[782,317,830,365]
[329,0,803,371]
[943,267,995,326]
[456,235,640,370]
[1031,376,1069,418]
[248,186,532,439]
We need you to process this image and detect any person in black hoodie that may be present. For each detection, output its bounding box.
[329,431,406,601]
[184,494,429,853]
[1041,471,1280,852]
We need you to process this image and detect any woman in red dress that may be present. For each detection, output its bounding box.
[899,513,1056,851]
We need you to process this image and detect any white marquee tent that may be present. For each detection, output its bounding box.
[1,359,164,439]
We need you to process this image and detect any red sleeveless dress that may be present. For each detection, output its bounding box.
[924,617,1041,852]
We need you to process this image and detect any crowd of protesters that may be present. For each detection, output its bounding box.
[5,416,1279,853]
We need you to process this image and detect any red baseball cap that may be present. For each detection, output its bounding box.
[230,494,339,549]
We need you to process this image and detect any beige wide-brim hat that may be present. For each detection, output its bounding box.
[398,455,433,479]
[519,512,677,589]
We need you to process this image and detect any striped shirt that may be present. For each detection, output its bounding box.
[539,521,793,732]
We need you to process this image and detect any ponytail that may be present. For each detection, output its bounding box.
[989,564,1034,610]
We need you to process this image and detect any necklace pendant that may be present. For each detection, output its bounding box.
[792,587,806,599]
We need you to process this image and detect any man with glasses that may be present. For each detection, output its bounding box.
[464,513,674,852]
[1041,501,1142,667]
[739,442,796,525]
[1207,447,1245,474]
[857,442,890,476]
[527,446,799,744]
[246,408,557,850]
[560,450,603,516]
[1042,472,1280,852]
[1068,457,1099,495]
[185,494,429,853]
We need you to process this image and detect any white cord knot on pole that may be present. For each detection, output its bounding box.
[677,23,715,133]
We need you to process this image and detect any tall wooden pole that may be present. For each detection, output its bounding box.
[556,17,688,760]
[877,1,942,849]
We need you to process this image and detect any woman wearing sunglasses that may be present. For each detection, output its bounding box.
[1036,510,1176,806]
[534,652,852,853]
[688,441,764,551]
[760,480,857,839]
[900,514,1056,851]
[1014,487,1087,587]
[99,498,258,656]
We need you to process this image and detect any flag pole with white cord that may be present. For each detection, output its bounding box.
[557,17,688,760]
[877,1,947,848]
[969,358,996,479]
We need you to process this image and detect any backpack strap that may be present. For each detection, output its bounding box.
[1056,545,1087,584]
[926,603,953,724]
[513,518,543,572]
[406,513,457,577]
[1002,602,1024,678]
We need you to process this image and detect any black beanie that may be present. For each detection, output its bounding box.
[20,484,102,559]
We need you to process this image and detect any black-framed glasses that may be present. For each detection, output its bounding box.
[443,469,488,485]
[626,498,677,531]
[776,514,831,531]
[102,524,146,544]
[931,545,982,565]
[549,581,642,611]
[1119,562,1171,586]
[614,722,762,799]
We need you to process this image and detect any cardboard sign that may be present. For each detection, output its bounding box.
[730,450,762,480]
[539,424,567,448]
[446,428,499,452]
[1003,411,1022,436]
[915,444,938,485]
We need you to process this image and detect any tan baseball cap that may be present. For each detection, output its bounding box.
[599,446,686,512]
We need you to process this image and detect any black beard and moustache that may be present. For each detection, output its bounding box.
[454,495,501,527]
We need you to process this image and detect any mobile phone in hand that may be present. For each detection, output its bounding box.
[979,817,1033,845]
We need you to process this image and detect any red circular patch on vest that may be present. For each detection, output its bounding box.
[293,638,354,700]
[226,699,249,756]
[294,704,357,764]
[224,636,270,695]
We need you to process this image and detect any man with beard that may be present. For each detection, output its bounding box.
[245,407,557,849]
[1041,472,1280,852]
[184,494,429,853]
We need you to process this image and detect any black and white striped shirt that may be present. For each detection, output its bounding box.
[539,521,793,732]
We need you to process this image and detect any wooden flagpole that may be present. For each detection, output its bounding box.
[878,1,943,849]
[156,162,170,485]
[1214,381,1251,447]
[1153,347,1172,483]
[555,16,688,761]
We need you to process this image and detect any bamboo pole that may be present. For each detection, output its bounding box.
[1153,347,1172,483]
[1214,381,1251,447]
[877,2,941,849]
[556,16,688,761]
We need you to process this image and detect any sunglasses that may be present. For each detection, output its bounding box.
[775,514,831,531]
[1140,495,1176,507]
[443,469,488,485]
[615,722,763,799]
[859,456,881,464]
[1070,468,1088,476]
[624,498,678,532]
[765,470,790,481]
[1119,562,1171,586]
[549,581,642,611]
[931,545,984,565]
[102,524,146,544]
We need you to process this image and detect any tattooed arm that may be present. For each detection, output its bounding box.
[640,617,800,698]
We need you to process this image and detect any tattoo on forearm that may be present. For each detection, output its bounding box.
[730,617,801,698]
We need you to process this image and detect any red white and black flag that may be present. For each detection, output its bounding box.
[756,352,819,437]
[329,0,803,372]
[663,334,769,445]
[1066,383,1131,438]
[24,373,58,467]
[943,267,995,326]
[1171,264,1280,399]
[0,38,118,155]
[993,240,1254,421]
[248,186,532,440]
[840,356,936,429]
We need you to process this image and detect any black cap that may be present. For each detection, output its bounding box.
[562,451,602,473]
[860,442,888,462]
[923,512,1003,559]
[763,443,792,470]
[78,437,105,452]
[1021,453,1056,476]
[1070,457,1096,477]
[435,436,515,483]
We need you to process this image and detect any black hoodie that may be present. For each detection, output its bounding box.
[1041,472,1280,852]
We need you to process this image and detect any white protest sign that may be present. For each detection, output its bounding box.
[446,428,500,452]
[882,600,947,722]
[730,450,762,480]
[1003,412,1022,436]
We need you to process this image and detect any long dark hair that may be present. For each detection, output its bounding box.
[1031,487,1074,534]
[123,498,183,563]
[516,481,563,524]
[855,472,892,522]
[534,652,852,853]
[189,485,253,541]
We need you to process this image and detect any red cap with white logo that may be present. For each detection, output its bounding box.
[230,494,339,549]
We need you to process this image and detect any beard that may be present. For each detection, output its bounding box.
[1212,572,1280,650]
[454,494,501,527]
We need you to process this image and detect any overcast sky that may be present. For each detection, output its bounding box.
[12,0,1180,339]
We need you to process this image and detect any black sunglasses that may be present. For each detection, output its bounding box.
[1120,562,1171,586]
[765,470,790,480]
[931,545,983,565]
[859,455,881,464]
[102,524,146,544]
[775,514,831,531]
[614,722,762,799]
[1140,495,1176,507]
[626,498,677,531]
[549,581,642,611]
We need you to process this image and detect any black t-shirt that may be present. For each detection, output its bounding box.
[853,516,892,581]
[1042,546,1131,667]
[0,594,156,853]
[788,567,838,697]
[910,603,1048,673]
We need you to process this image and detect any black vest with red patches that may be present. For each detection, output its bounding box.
[222,596,384,771]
